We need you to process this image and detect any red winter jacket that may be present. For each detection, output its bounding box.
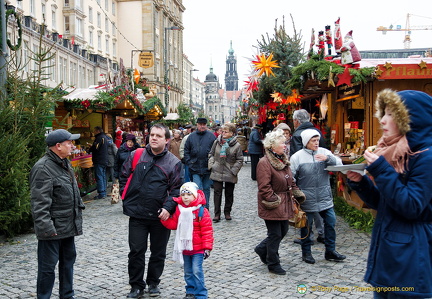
[161,190,214,252]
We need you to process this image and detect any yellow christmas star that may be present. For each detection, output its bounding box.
[418,60,428,69]
[271,91,282,103]
[252,53,280,77]
[383,62,393,70]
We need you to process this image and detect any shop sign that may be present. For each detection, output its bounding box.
[376,64,432,79]
[337,81,361,102]
[139,52,154,68]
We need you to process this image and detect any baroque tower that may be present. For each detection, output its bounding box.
[224,41,238,91]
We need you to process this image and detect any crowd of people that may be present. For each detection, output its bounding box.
[29,89,432,299]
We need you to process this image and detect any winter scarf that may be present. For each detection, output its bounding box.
[374,134,411,174]
[219,137,233,158]
[264,148,289,170]
[172,204,201,264]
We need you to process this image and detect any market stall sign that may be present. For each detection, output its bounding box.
[336,82,361,102]
[139,52,154,68]
[376,64,432,80]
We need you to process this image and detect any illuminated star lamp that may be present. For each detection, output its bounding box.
[133,68,140,84]
[244,76,259,93]
[271,91,283,103]
[283,89,302,104]
[252,53,280,77]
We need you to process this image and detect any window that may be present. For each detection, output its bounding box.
[42,4,46,16]
[105,0,108,11]
[51,9,56,29]
[30,0,35,15]
[105,37,109,54]
[76,17,83,37]
[89,30,93,47]
[112,22,116,36]
[105,17,109,32]
[70,61,77,86]
[112,1,115,15]
[75,0,82,10]
[64,0,69,7]
[97,12,101,28]
[112,41,116,57]
[98,33,102,51]
[64,16,70,33]
[88,7,93,23]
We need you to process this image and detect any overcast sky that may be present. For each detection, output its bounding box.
[182,0,432,87]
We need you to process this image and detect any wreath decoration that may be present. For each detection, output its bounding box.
[6,9,22,51]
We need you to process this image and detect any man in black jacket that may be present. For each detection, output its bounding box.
[184,118,216,209]
[88,126,108,199]
[120,123,183,298]
[30,129,85,299]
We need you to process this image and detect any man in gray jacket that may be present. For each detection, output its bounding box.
[30,129,85,299]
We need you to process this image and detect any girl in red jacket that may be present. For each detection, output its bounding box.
[162,182,214,299]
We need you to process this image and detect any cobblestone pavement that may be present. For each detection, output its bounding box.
[0,163,373,299]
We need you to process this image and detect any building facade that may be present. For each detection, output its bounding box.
[5,0,187,113]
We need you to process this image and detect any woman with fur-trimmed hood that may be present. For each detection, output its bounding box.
[254,129,305,276]
[347,89,432,298]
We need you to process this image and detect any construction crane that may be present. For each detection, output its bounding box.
[377,13,432,49]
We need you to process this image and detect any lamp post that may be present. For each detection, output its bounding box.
[164,26,180,110]
[189,69,198,109]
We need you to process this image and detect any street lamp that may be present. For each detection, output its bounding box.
[189,69,199,108]
[164,26,180,110]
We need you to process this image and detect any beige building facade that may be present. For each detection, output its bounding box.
[5,0,186,113]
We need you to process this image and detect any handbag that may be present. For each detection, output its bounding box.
[289,197,307,229]
[111,181,120,204]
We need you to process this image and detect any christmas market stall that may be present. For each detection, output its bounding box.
[57,80,165,195]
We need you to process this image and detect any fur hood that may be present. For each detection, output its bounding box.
[375,89,432,151]
[264,148,289,170]
[375,89,410,135]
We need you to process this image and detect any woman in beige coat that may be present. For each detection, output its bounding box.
[254,129,305,275]
[208,123,243,222]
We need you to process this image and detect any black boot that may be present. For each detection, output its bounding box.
[254,247,267,265]
[268,264,286,275]
[302,252,316,264]
[325,250,346,261]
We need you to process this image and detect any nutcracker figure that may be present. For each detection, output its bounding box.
[316,31,325,57]
[325,25,333,56]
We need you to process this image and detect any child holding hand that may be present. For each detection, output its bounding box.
[161,182,214,299]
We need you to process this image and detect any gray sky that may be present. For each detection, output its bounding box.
[183,0,432,87]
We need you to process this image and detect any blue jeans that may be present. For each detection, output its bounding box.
[37,237,76,299]
[183,253,207,299]
[192,173,212,209]
[301,207,336,253]
[128,218,171,289]
[184,164,191,183]
[94,164,107,197]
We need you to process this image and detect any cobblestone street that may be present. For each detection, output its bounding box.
[0,163,372,298]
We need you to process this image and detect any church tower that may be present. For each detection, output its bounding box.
[224,41,238,91]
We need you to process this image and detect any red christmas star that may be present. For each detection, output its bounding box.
[336,67,354,87]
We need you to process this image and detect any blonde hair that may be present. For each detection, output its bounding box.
[263,129,285,149]
[222,123,237,134]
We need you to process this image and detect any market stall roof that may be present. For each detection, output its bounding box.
[163,113,179,120]
[63,85,109,100]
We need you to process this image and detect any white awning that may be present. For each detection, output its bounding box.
[163,113,179,120]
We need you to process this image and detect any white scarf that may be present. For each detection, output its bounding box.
[172,204,201,264]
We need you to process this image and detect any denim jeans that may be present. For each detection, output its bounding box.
[37,237,76,299]
[255,220,289,268]
[94,164,107,197]
[128,218,171,289]
[183,253,207,299]
[301,207,336,253]
[184,164,191,183]
[192,173,212,209]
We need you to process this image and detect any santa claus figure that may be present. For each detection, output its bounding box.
[325,25,333,56]
[340,30,361,65]
[115,127,123,148]
[334,18,342,54]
